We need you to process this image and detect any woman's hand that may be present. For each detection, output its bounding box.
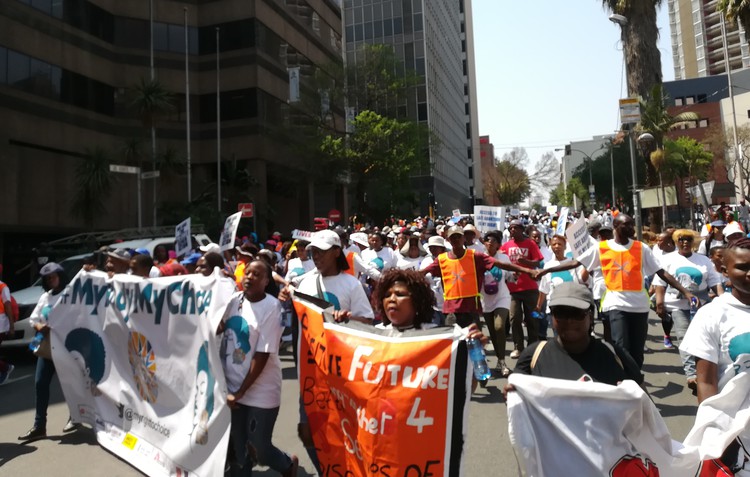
[226,393,240,409]
[502,383,516,400]
[278,285,294,302]
[466,323,488,346]
[33,322,49,333]
[332,310,352,323]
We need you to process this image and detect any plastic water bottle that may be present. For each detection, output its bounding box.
[468,338,491,381]
[29,332,44,353]
[530,311,543,320]
[689,297,698,321]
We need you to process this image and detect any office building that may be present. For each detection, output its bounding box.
[478,135,499,206]
[668,0,750,79]
[342,0,479,214]
[0,0,343,270]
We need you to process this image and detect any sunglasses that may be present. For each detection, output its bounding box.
[677,237,694,242]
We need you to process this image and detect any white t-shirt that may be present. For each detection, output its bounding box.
[420,256,444,312]
[361,247,397,273]
[0,282,11,334]
[221,293,284,409]
[578,239,661,312]
[466,241,488,254]
[295,271,374,318]
[698,238,726,256]
[30,289,63,327]
[149,266,161,278]
[539,246,554,266]
[396,255,423,271]
[651,252,722,311]
[538,257,586,313]
[682,293,750,391]
[480,251,511,312]
[285,257,315,281]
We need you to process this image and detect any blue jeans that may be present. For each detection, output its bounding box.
[228,404,292,476]
[608,310,649,369]
[34,357,56,428]
[669,308,696,380]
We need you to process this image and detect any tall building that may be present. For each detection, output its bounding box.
[478,135,499,206]
[0,0,343,267]
[668,0,750,79]
[342,0,479,215]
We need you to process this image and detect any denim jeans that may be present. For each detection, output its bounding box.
[34,356,56,428]
[608,310,649,369]
[228,404,292,476]
[483,307,509,361]
[669,308,697,379]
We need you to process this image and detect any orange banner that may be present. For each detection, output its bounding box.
[293,292,471,477]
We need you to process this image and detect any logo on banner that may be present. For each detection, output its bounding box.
[223,316,251,364]
[128,332,159,403]
[65,328,107,396]
[191,341,215,448]
[609,455,660,476]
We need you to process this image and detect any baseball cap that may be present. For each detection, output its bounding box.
[711,220,727,227]
[306,229,342,251]
[463,224,478,233]
[106,249,132,262]
[724,221,744,238]
[200,243,222,254]
[445,225,464,237]
[180,252,202,265]
[548,283,594,310]
[427,236,446,248]
[350,232,369,247]
[133,247,150,256]
[509,219,524,228]
[39,262,64,276]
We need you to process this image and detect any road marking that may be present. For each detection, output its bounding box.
[1,374,33,386]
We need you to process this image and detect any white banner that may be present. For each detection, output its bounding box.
[50,271,233,477]
[174,218,192,258]
[473,205,505,233]
[555,207,569,235]
[291,229,314,241]
[219,212,242,252]
[564,217,591,259]
[288,67,300,103]
[507,372,750,477]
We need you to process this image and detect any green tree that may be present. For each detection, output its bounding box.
[320,110,429,218]
[664,137,714,211]
[71,147,115,228]
[485,148,532,205]
[718,0,750,42]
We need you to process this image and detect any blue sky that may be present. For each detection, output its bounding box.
[472,1,674,165]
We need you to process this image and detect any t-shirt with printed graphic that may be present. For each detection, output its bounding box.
[538,258,586,313]
[29,289,63,327]
[295,271,374,318]
[220,293,284,409]
[681,293,750,390]
[501,238,544,293]
[361,247,397,273]
[481,251,511,312]
[284,257,315,281]
[651,252,722,311]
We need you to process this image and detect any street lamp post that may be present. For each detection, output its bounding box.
[610,12,643,241]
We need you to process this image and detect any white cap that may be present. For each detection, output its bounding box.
[427,236,446,248]
[463,224,477,233]
[199,243,222,254]
[350,232,369,247]
[306,229,342,251]
[724,221,745,238]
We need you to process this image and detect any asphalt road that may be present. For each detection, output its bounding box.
[0,314,698,476]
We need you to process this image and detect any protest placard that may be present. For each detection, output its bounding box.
[292,292,471,477]
[219,212,242,252]
[174,218,191,258]
[555,207,569,236]
[565,217,593,259]
[292,229,315,241]
[473,206,505,233]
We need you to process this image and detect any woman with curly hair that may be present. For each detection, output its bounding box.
[374,268,436,330]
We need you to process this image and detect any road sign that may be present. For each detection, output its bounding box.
[141,170,160,179]
[619,97,641,124]
[238,202,254,218]
[109,164,139,174]
[328,209,342,223]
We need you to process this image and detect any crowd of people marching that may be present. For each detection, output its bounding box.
[2,202,750,475]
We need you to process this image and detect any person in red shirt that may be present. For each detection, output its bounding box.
[422,225,534,328]
[501,219,544,358]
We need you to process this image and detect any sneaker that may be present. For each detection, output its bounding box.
[510,350,521,359]
[0,364,13,385]
[63,417,82,433]
[663,336,674,349]
[495,360,511,378]
[18,426,47,442]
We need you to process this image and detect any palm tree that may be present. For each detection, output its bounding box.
[637,84,699,230]
[718,0,750,42]
[71,147,115,228]
[601,1,664,100]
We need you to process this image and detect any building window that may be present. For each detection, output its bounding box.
[312,12,320,36]
[699,118,709,127]
[417,103,427,121]
[675,97,683,106]
[685,96,695,105]
[697,94,707,103]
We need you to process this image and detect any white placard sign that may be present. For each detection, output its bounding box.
[473,206,505,233]
[510,208,520,217]
[452,209,461,218]
[546,205,558,215]
[292,229,315,241]
[219,212,242,252]
[555,207,569,235]
[174,218,192,258]
[50,271,233,477]
[565,217,592,259]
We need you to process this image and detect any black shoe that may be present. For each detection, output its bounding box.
[63,418,82,433]
[18,426,46,441]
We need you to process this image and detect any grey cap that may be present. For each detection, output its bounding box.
[106,249,132,261]
[509,219,524,228]
[445,225,464,237]
[39,262,64,276]
[548,282,594,310]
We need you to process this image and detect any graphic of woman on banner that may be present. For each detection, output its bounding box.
[191,341,215,448]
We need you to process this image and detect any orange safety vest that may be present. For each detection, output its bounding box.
[599,240,644,292]
[234,261,246,290]
[439,249,480,300]
[343,251,356,276]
